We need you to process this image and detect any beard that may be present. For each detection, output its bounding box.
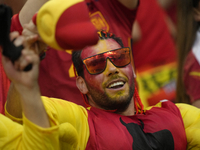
[86,79,135,112]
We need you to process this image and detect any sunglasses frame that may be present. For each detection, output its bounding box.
[82,47,131,75]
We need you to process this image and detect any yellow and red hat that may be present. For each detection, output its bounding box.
[35,0,98,50]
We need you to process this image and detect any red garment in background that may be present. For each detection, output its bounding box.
[133,0,176,68]
[0,52,10,114]
[11,0,137,106]
[184,51,200,103]
[166,0,177,24]
[184,39,200,104]
[133,0,177,107]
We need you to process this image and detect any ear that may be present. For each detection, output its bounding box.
[76,76,88,94]
[193,2,200,22]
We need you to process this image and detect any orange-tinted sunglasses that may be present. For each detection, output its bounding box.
[82,47,131,75]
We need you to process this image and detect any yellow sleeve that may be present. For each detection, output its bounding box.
[4,96,89,150]
[4,101,23,124]
[0,113,59,150]
[41,96,89,150]
[176,103,200,150]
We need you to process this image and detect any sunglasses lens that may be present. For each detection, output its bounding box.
[83,47,130,75]
[83,55,106,74]
[110,48,130,67]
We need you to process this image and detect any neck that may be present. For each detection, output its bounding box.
[116,98,135,116]
[88,94,135,116]
[89,98,135,116]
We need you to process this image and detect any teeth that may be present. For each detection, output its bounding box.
[108,81,124,88]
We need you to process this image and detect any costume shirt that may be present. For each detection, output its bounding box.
[184,30,200,103]
[86,100,187,150]
[10,0,137,107]
[5,97,200,149]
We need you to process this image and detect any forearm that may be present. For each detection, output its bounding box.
[19,0,48,26]
[6,83,23,119]
[6,82,50,127]
[18,84,50,128]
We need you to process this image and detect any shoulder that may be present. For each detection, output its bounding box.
[146,100,181,116]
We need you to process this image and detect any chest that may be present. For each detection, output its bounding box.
[86,108,187,150]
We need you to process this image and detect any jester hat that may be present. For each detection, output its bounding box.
[35,0,99,50]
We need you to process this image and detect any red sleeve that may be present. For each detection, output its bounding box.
[97,0,137,29]
[0,53,10,115]
[184,51,200,103]
[10,13,23,34]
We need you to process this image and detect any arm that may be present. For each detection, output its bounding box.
[176,103,200,149]
[118,0,138,9]
[19,0,48,26]
[132,20,142,43]
[3,32,49,128]
[192,99,200,108]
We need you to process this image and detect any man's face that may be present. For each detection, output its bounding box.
[81,39,135,111]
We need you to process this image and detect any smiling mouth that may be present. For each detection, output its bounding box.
[107,81,125,89]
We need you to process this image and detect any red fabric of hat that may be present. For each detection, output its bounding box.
[55,2,98,50]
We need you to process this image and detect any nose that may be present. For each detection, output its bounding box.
[104,58,119,76]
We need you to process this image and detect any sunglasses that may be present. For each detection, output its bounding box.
[82,47,131,75]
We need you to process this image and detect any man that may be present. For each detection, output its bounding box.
[3,30,200,149]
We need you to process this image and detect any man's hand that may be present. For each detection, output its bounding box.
[22,20,47,55]
[2,31,39,92]
[2,32,50,128]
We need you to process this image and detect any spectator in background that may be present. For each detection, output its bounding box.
[132,0,177,108]
[176,0,200,108]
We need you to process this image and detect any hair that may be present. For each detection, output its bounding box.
[72,30,124,78]
[176,0,200,103]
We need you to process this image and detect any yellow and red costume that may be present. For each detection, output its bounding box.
[2,98,200,149]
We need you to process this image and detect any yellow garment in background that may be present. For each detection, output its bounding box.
[136,62,177,108]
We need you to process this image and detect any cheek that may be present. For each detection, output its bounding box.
[123,65,135,84]
[84,69,104,90]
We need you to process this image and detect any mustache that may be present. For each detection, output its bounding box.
[103,75,128,87]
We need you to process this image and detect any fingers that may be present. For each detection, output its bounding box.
[14,48,39,71]
[24,34,39,48]
[9,31,20,41]
[22,20,38,40]
[22,20,47,54]
[23,20,38,33]
[13,35,25,47]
